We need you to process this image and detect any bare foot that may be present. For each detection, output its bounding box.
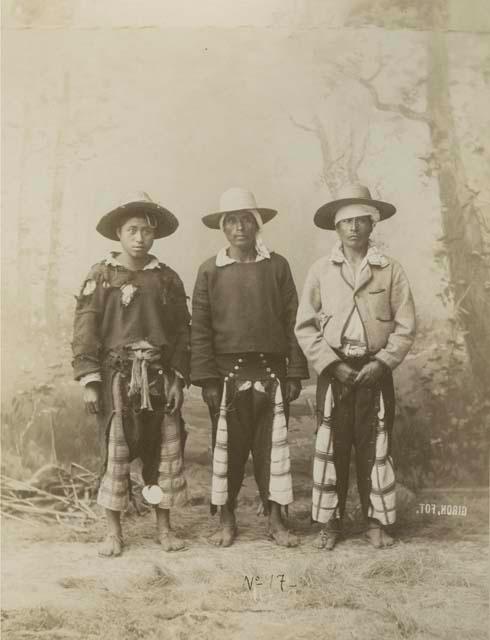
[157,529,187,552]
[312,528,339,550]
[268,521,299,548]
[208,524,237,547]
[208,507,237,547]
[98,533,124,558]
[381,528,395,547]
[365,525,383,549]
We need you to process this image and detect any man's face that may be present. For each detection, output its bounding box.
[335,215,373,250]
[222,211,258,251]
[117,216,155,258]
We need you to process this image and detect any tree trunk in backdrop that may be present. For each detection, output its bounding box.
[349,0,490,391]
[45,71,71,338]
[426,2,490,391]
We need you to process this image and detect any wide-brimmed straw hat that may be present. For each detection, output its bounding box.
[314,184,396,230]
[96,191,179,240]
[202,187,277,229]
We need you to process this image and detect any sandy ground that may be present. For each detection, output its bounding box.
[1,396,488,640]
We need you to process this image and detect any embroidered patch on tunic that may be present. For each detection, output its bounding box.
[120,283,138,306]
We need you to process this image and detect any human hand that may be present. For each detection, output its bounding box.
[83,382,100,414]
[166,377,184,414]
[354,361,385,387]
[202,380,221,414]
[331,362,358,386]
[285,379,302,402]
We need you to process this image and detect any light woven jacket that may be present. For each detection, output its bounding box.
[294,250,416,374]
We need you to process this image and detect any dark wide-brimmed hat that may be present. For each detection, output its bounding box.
[96,191,179,240]
[314,184,396,230]
[202,187,277,229]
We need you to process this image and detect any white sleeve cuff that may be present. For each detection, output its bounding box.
[80,372,102,386]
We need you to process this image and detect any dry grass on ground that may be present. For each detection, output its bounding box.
[1,404,488,640]
[2,486,487,640]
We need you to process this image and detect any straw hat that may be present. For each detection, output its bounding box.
[202,187,277,229]
[96,191,179,240]
[314,184,396,230]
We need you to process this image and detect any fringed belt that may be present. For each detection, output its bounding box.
[128,348,162,411]
[102,345,166,411]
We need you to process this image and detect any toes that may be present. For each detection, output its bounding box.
[221,528,236,547]
[268,528,298,548]
[382,530,395,547]
[171,539,186,551]
[158,532,186,552]
[312,530,338,550]
[365,528,383,549]
[208,526,235,547]
[312,532,327,549]
[98,534,123,557]
[285,534,299,548]
[208,532,223,546]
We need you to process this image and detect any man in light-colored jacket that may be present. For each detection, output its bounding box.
[295,184,416,550]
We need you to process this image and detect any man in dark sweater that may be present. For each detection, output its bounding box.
[191,187,309,547]
[72,193,190,556]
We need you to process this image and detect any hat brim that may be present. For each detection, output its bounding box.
[314,198,396,230]
[202,207,277,230]
[96,201,179,240]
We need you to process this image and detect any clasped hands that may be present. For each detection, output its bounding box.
[330,360,385,388]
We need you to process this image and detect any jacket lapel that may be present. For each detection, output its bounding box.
[340,262,354,290]
[354,263,373,294]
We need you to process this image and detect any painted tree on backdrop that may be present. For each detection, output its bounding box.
[291,0,489,392]
[344,0,490,393]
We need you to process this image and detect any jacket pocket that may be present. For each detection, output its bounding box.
[368,291,393,321]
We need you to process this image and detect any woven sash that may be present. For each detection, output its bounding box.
[311,386,339,524]
[211,379,293,506]
[367,395,396,525]
[312,385,396,525]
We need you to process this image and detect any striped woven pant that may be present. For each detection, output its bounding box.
[312,367,396,525]
[210,379,293,515]
[97,373,187,512]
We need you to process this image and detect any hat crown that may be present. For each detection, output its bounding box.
[118,190,155,207]
[96,190,177,240]
[335,184,373,201]
[218,187,258,213]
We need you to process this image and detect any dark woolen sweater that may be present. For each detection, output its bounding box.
[191,252,309,384]
[71,260,191,381]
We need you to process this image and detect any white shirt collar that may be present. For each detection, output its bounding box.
[329,241,389,268]
[215,246,271,267]
[104,252,161,270]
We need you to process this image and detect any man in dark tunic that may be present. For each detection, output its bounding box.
[191,187,309,547]
[72,193,190,556]
[295,184,416,550]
